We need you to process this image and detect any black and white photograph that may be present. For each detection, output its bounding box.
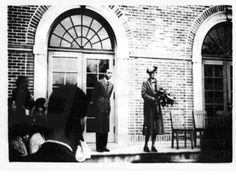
[0,0,235,173]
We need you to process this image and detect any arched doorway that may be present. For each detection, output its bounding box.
[34,5,129,145]
[202,21,232,126]
[47,7,116,142]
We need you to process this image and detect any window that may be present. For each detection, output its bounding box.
[202,22,232,58]
[202,22,232,125]
[49,8,115,51]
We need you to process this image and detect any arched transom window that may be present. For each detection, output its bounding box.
[202,22,232,58]
[49,8,115,51]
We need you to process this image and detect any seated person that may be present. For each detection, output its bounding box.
[30,97,47,128]
[22,85,88,162]
[9,124,31,161]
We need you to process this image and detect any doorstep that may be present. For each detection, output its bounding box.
[84,142,201,163]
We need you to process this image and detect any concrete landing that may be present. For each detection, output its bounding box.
[85,142,201,163]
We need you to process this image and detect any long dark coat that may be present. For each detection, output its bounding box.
[141,78,164,136]
[92,78,113,133]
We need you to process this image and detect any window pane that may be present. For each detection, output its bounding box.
[86,30,95,40]
[91,19,102,32]
[82,37,89,47]
[99,60,109,73]
[53,73,64,86]
[68,28,77,39]
[92,42,102,49]
[205,91,214,103]
[91,35,101,48]
[50,34,61,47]
[215,105,224,114]
[82,27,89,39]
[63,33,73,43]
[71,40,80,48]
[75,26,82,38]
[61,40,71,48]
[66,73,77,85]
[214,78,223,90]
[87,74,97,87]
[102,39,112,50]
[66,58,77,72]
[71,15,81,26]
[53,58,65,71]
[61,17,73,30]
[54,24,65,36]
[214,65,223,77]
[205,105,214,118]
[87,60,97,73]
[204,78,213,90]
[204,65,213,77]
[83,41,92,48]
[98,28,109,40]
[215,91,224,103]
[83,15,92,27]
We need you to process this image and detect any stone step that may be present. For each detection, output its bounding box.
[83,142,201,163]
[86,151,200,163]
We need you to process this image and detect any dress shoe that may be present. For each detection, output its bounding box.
[151,146,158,152]
[143,146,150,152]
[103,148,110,152]
[96,149,104,152]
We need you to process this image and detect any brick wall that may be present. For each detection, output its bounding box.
[118,5,209,59]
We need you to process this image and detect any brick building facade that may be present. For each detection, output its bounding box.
[8,5,232,144]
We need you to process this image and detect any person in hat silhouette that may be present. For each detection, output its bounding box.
[141,66,164,152]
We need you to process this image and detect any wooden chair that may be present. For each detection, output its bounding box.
[192,110,207,147]
[170,110,194,149]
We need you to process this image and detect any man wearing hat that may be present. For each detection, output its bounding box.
[141,66,164,152]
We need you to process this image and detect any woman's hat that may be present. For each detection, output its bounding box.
[146,66,158,74]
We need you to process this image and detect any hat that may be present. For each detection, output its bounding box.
[146,66,158,74]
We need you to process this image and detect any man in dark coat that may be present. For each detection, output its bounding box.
[141,66,164,152]
[92,69,113,152]
[21,85,88,162]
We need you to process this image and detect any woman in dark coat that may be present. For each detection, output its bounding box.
[9,76,34,127]
[141,66,164,152]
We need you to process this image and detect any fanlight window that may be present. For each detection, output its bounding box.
[49,14,113,50]
[202,22,232,58]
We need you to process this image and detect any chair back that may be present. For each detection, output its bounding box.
[170,110,186,129]
[192,110,207,129]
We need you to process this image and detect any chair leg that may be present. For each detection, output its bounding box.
[184,131,187,147]
[190,131,194,149]
[176,132,179,150]
[194,131,197,147]
[199,131,203,147]
[171,132,174,148]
